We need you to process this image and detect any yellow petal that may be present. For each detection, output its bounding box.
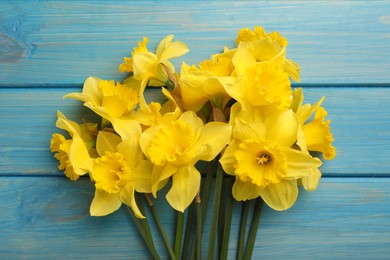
[232,177,262,201]
[132,160,154,193]
[90,189,122,216]
[133,52,159,81]
[219,139,239,175]
[120,183,144,218]
[197,122,232,162]
[69,139,93,176]
[302,168,322,192]
[265,110,298,147]
[96,131,122,156]
[232,115,266,142]
[166,165,201,212]
[117,138,143,169]
[231,42,256,76]
[260,180,298,211]
[151,164,177,196]
[64,77,102,106]
[111,118,141,141]
[281,147,322,179]
[157,35,189,62]
[179,111,204,134]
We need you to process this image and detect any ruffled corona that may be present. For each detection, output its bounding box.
[93,152,131,193]
[50,134,79,181]
[302,107,336,160]
[99,80,139,118]
[119,37,149,73]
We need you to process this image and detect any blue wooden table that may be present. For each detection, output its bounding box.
[1,1,390,259]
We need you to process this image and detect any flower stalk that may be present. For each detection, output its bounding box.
[207,162,224,259]
[145,194,177,260]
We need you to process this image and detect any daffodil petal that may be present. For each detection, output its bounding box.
[117,138,143,169]
[133,52,159,81]
[151,164,177,196]
[166,165,201,212]
[159,38,189,62]
[69,136,91,175]
[111,118,141,141]
[232,177,262,201]
[265,110,298,147]
[233,116,266,142]
[197,122,232,162]
[219,139,239,175]
[260,180,298,211]
[232,42,256,76]
[120,183,144,218]
[96,131,122,156]
[64,77,102,106]
[282,147,322,179]
[90,189,121,216]
[302,168,322,192]
[179,111,204,133]
[55,111,80,137]
[132,160,154,193]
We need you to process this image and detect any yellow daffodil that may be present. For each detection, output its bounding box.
[89,128,153,218]
[220,106,322,210]
[140,111,232,212]
[119,35,189,86]
[64,77,145,139]
[178,57,236,113]
[50,111,97,179]
[65,77,139,120]
[224,60,292,111]
[235,26,300,82]
[291,88,336,191]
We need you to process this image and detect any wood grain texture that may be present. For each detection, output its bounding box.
[0,176,389,259]
[1,1,390,85]
[1,1,390,259]
[1,87,389,176]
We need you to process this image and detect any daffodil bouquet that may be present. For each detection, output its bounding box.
[51,26,335,259]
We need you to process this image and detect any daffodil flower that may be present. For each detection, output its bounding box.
[89,128,153,218]
[50,111,97,179]
[119,35,189,86]
[235,26,300,82]
[220,105,322,210]
[291,88,336,191]
[224,60,292,111]
[140,111,232,212]
[179,58,236,112]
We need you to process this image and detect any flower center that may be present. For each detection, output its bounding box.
[234,139,287,188]
[99,80,139,118]
[93,152,131,193]
[148,120,196,166]
[256,151,272,165]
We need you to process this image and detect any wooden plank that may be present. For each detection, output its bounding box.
[1,1,390,85]
[0,176,389,258]
[1,86,390,176]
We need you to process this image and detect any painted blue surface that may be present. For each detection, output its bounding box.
[1,1,390,259]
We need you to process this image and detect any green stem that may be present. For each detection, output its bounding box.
[136,193,153,242]
[207,163,224,259]
[182,201,194,259]
[189,161,215,260]
[244,198,263,260]
[220,177,234,260]
[174,211,184,258]
[217,175,226,257]
[126,206,160,260]
[145,194,177,260]
[196,194,202,260]
[237,201,250,260]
